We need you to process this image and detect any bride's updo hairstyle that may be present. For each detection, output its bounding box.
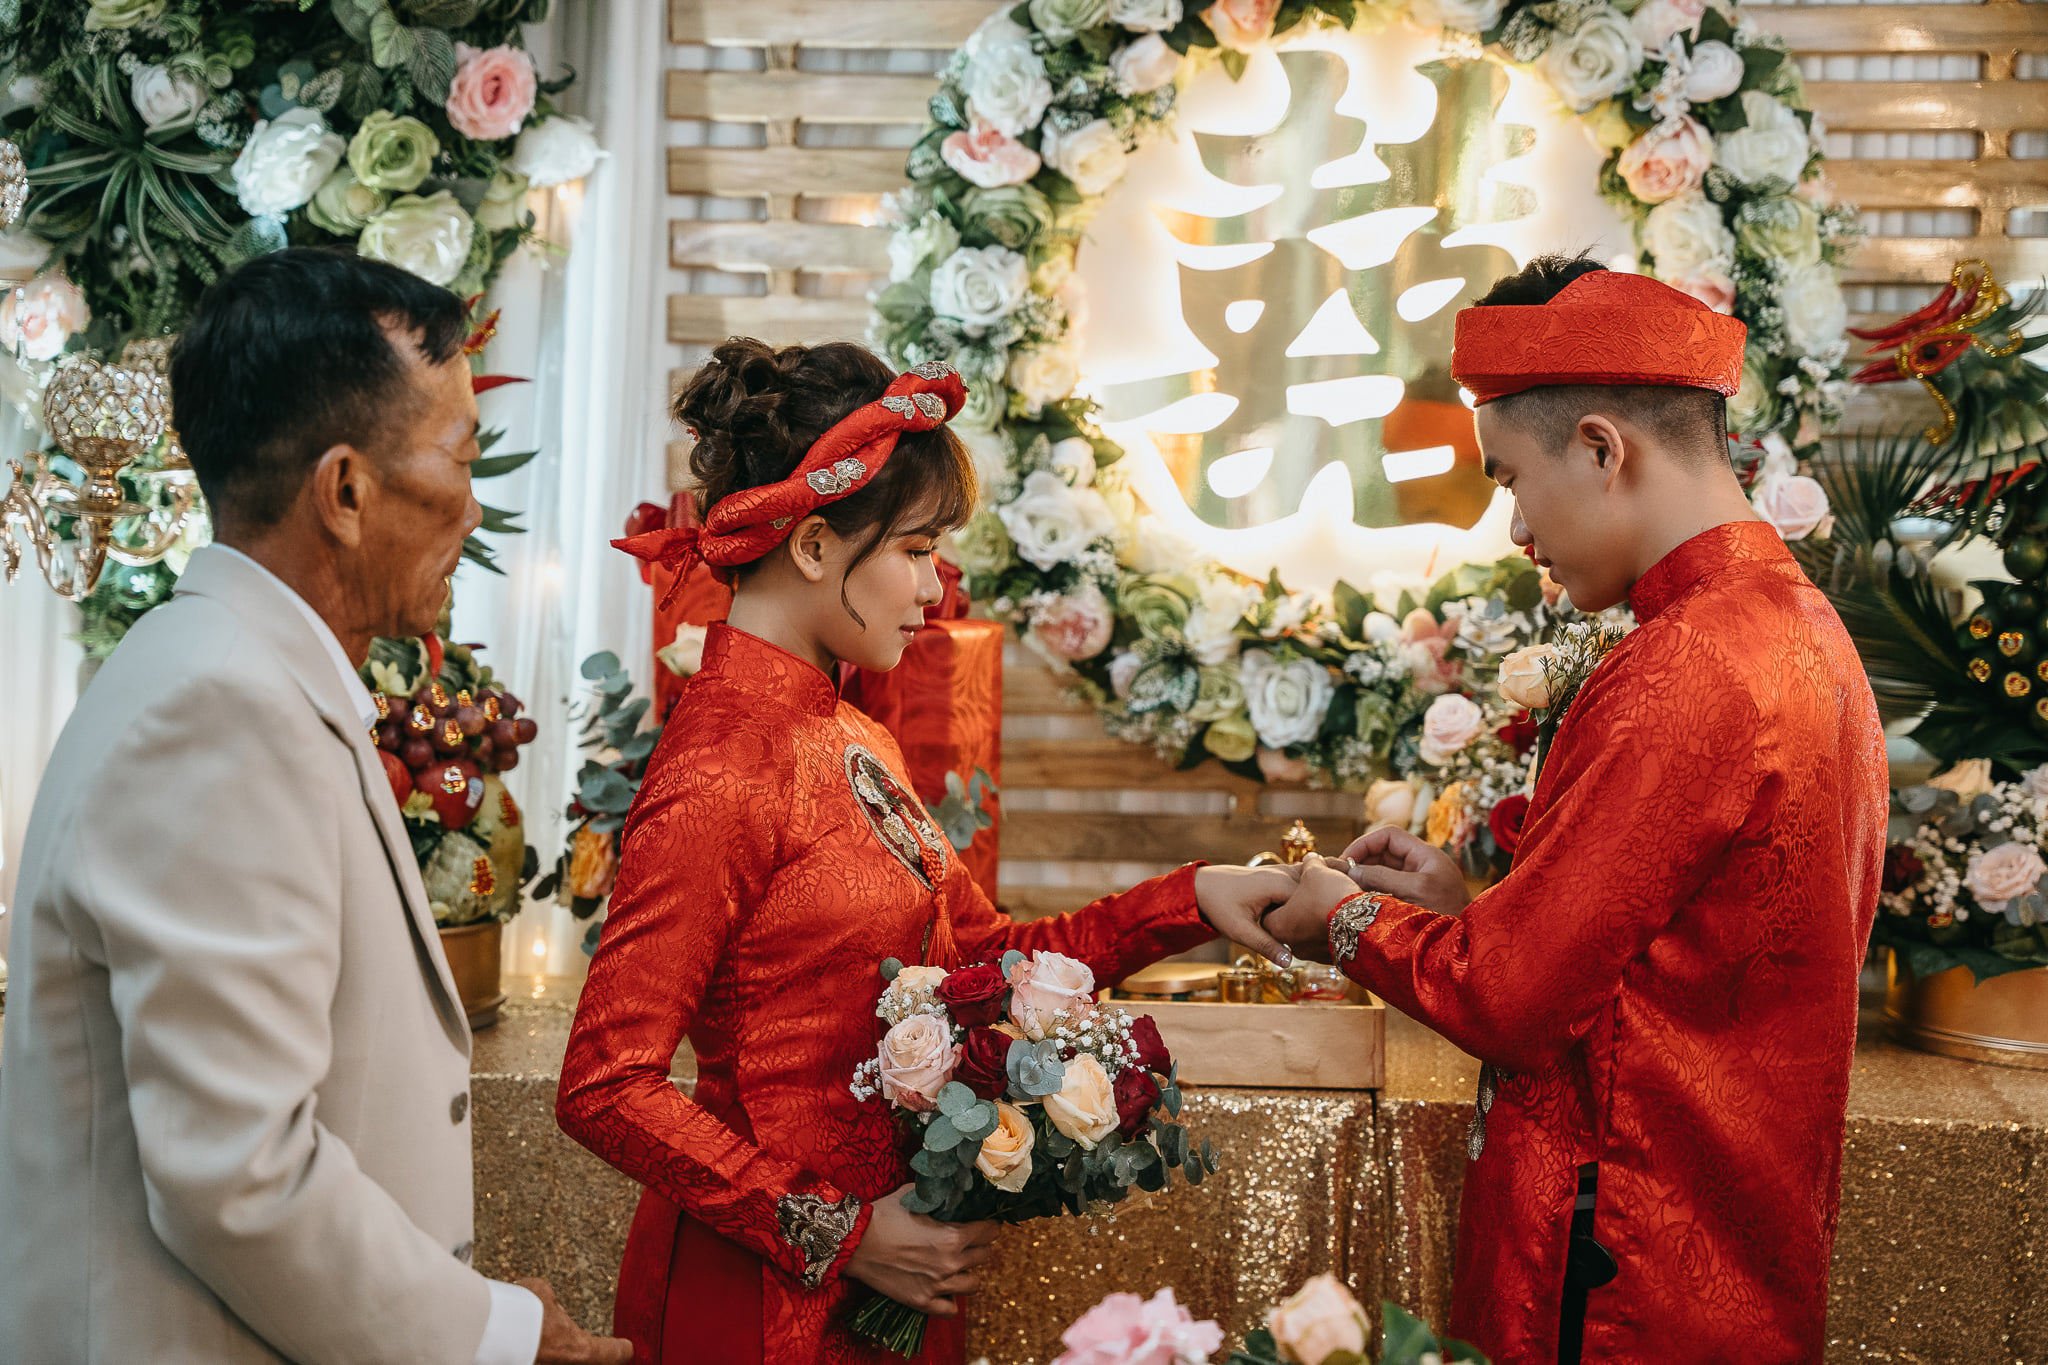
[676,337,977,589]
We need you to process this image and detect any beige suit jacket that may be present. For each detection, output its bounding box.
[0,547,495,1363]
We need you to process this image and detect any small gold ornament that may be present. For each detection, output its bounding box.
[438,765,468,795]
[468,856,495,898]
[1969,614,1995,640]
[1969,657,1994,683]
[1928,911,1954,929]
[498,788,520,826]
[408,707,436,734]
[482,696,500,722]
[2000,631,2027,658]
[440,718,464,747]
[2004,671,2032,699]
[456,689,473,707]
[429,683,450,709]
[372,692,391,721]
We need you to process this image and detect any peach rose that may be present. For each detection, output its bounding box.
[876,1014,960,1110]
[940,120,1043,188]
[1202,0,1280,49]
[1418,692,1487,765]
[1425,782,1475,850]
[1008,950,1097,1038]
[1617,116,1713,205]
[1926,759,1993,799]
[1965,840,2047,914]
[1363,779,1418,831]
[1268,1273,1369,1365]
[1669,269,1736,314]
[1257,747,1312,783]
[1497,643,1556,710]
[1043,1054,1117,1150]
[445,43,536,142]
[0,274,89,362]
[974,1100,1037,1192]
[894,964,951,996]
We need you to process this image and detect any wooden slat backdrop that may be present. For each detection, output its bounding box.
[663,0,2048,915]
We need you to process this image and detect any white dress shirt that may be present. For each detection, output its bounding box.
[210,545,545,1365]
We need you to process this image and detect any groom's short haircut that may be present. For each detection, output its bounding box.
[170,247,469,531]
[1472,253,1731,464]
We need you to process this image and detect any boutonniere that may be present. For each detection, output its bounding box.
[1496,621,1629,787]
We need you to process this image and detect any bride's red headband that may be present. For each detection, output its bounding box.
[613,360,966,603]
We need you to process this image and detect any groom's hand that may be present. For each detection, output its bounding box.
[1193,864,1304,966]
[1341,826,1471,915]
[518,1278,633,1364]
[1260,855,1366,959]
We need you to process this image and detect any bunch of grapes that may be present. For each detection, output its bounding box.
[370,682,539,829]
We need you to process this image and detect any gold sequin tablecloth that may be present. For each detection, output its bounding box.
[463,979,2048,1364]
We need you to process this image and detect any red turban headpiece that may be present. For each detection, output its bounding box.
[1451,270,1749,406]
[612,360,967,604]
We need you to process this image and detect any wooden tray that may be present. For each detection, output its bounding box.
[1130,986,1385,1090]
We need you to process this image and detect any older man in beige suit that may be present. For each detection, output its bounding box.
[0,250,629,1365]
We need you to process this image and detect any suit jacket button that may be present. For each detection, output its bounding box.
[450,1092,469,1124]
[453,1241,474,1266]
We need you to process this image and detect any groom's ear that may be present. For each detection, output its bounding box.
[784,514,834,583]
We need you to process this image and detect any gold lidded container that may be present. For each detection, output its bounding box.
[1113,961,1224,1003]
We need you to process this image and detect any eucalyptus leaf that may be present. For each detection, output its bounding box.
[580,651,621,681]
[937,1082,977,1117]
[923,1116,964,1152]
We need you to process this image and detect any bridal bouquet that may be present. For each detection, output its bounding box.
[848,949,1220,1355]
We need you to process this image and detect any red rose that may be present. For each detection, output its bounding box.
[1114,1067,1160,1138]
[956,1027,1011,1101]
[1883,845,1926,893]
[1488,794,1531,855]
[1128,1014,1172,1075]
[936,962,1009,1028]
[1496,711,1539,755]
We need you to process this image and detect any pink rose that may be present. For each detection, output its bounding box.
[1007,950,1096,1038]
[1668,269,1735,313]
[445,43,537,142]
[1257,747,1311,783]
[1750,472,1831,541]
[1965,841,2047,914]
[1202,0,1281,49]
[1268,1274,1370,1365]
[1617,117,1713,204]
[1399,635,1463,696]
[1418,692,1487,765]
[0,275,89,362]
[1052,1288,1224,1365]
[875,1014,959,1111]
[1030,585,1114,662]
[1399,607,1452,644]
[940,120,1043,188]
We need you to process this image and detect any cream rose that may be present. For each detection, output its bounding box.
[975,1101,1037,1193]
[306,167,388,236]
[997,470,1117,570]
[1364,779,1419,831]
[1418,692,1487,766]
[1966,841,2048,915]
[1110,0,1182,31]
[130,63,206,131]
[1029,584,1115,663]
[1685,40,1744,102]
[1927,759,1994,798]
[1750,471,1830,540]
[1241,649,1335,749]
[930,244,1029,333]
[1498,644,1558,710]
[876,1013,960,1109]
[1112,32,1182,93]
[1538,10,1644,113]
[1411,0,1508,35]
[1669,269,1736,313]
[358,192,476,287]
[940,121,1042,189]
[1645,192,1734,278]
[1184,576,1256,665]
[445,42,537,142]
[1008,950,1097,1037]
[1781,261,1848,357]
[961,32,1053,137]
[1618,116,1712,204]
[1202,0,1281,49]
[1043,1054,1118,1150]
[1629,0,1704,50]
[888,211,961,282]
[1049,436,1097,489]
[1735,194,1822,270]
[510,114,603,189]
[1205,712,1258,763]
[1030,0,1110,41]
[232,107,346,218]
[657,622,709,677]
[1268,1273,1370,1365]
[1008,344,1081,413]
[0,275,88,362]
[1728,355,1777,434]
[475,169,531,233]
[1041,118,1128,196]
[1715,91,1810,188]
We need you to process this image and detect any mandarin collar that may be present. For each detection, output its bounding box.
[1627,519,1794,623]
[696,622,841,718]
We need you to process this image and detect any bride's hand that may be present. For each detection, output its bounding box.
[1193,864,1304,966]
[843,1185,999,1317]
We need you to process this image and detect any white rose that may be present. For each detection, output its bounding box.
[1630,0,1703,51]
[1750,471,1831,541]
[2022,764,2048,801]
[231,107,346,218]
[962,36,1053,137]
[1362,611,1401,644]
[1269,1275,1371,1365]
[475,169,530,234]
[958,427,1015,490]
[1029,0,1110,41]
[1780,261,1847,357]
[358,191,476,287]
[1111,32,1182,92]
[1644,193,1734,277]
[1040,118,1128,195]
[1185,576,1257,665]
[510,114,603,189]
[1714,91,1809,188]
[997,469,1117,570]
[1685,40,1744,102]
[1411,0,1508,35]
[1537,10,1643,113]
[930,244,1030,333]
[1049,435,1097,488]
[1240,649,1335,749]
[130,62,206,131]
[1110,0,1182,30]
[1008,344,1081,413]
[0,274,88,362]
[1417,692,1487,766]
[888,210,961,283]
[1127,513,1204,574]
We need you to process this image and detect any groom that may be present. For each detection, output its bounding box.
[1266,258,1887,1364]
[0,250,628,1363]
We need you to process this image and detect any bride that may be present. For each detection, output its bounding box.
[554,337,1299,1364]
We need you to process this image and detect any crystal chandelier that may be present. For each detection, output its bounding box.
[0,138,201,600]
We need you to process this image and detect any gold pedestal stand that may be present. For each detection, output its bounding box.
[439,921,508,1031]
[1885,951,2048,1071]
